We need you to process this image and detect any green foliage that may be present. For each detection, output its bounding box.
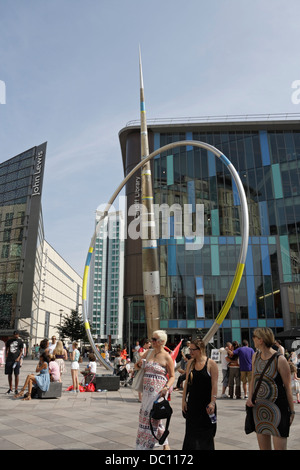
[56,309,90,343]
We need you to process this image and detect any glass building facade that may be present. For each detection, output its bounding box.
[88,210,125,344]
[119,119,300,347]
[0,143,46,339]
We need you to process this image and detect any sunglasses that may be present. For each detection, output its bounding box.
[151,337,158,342]
[189,347,200,351]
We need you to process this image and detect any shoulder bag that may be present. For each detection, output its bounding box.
[149,396,173,445]
[133,350,151,393]
[245,352,279,434]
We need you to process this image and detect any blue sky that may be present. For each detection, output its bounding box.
[0,0,300,275]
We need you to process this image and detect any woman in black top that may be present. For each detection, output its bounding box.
[182,339,218,450]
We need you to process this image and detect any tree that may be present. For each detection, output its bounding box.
[56,309,88,343]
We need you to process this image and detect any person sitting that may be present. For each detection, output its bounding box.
[49,354,61,382]
[14,352,50,400]
[81,353,97,385]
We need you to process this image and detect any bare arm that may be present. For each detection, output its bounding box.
[182,360,192,412]
[278,355,295,423]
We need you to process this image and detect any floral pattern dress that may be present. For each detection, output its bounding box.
[136,361,168,450]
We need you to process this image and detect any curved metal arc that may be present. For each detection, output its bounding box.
[82,140,249,366]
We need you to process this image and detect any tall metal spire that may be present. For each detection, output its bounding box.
[139,48,160,337]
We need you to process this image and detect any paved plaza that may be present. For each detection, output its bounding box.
[0,358,299,451]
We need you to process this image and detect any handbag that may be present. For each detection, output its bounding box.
[245,352,278,434]
[149,397,173,445]
[133,350,151,393]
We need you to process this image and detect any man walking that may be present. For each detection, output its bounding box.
[5,330,24,395]
[229,339,254,399]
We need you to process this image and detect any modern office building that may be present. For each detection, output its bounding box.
[37,240,82,343]
[88,210,125,345]
[119,115,300,347]
[0,143,82,346]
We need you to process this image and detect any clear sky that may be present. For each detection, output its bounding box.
[0,0,300,275]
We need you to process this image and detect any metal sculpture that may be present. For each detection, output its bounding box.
[139,49,161,339]
[81,57,249,371]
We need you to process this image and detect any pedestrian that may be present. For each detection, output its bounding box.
[182,339,218,450]
[48,336,57,354]
[289,362,300,404]
[5,331,24,395]
[132,341,140,364]
[219,342,232,398]
[135,330,175,450]
[227,341,241,399]
[53,340,68,378]
[246,327,295,450]
[39,338,49,355]
[180,341,190,370]
[14,352,50,400]
[70,341,80,392]
[137,338,151,402]
[229,340,254,399]
[49,354,61,382]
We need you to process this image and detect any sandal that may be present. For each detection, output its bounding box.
[22,395,31,401]
[14,389,25,398]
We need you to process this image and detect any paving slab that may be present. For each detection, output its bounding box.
[0,358,299,451]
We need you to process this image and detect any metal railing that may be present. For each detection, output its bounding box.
[126,113,300,128]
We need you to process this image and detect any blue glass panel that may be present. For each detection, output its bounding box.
[246,275,257,319]
[232,328,241,343]
[276,318,284,327]
[186,132,193,150]
[168,320,178,328]
[223,319,231,328]
[178,320,187,328]
[245,245,254,275]
[241,319,249,328]
[196,298,205,318]
[261,245,271,275]
[280,235,292,282]
[232,178,240,206]
[211,209,220,236]
[259,201,270,236]
[187,180,195,212]
[208,151,216,177]
[196,320,205,328]
[267,319,275,327]
[167,154,174,185]
[250,319,258,328]
[272,164,283,199]
[196,276,204,295]
[259,130,271,166]
[154,133,160,155]
[205,320,214,328]
[219,237,227,244]
[168,244,177,275]
[211,245,220,275]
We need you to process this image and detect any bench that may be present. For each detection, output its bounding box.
[37,381,62,399]
[95,374,120,391]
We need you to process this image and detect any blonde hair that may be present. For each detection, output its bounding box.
[53,340,64,356]
[153,330,168,346]
[253,327,275,348]
[72,341,78,348]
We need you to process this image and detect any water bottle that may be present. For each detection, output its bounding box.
[208,412,217,424]
[207,405,217,423]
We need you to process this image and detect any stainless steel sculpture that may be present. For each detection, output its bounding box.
[81,55,249,370]
[139,49,160,338]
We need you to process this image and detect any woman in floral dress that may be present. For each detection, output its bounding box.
[135,330,175,450]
